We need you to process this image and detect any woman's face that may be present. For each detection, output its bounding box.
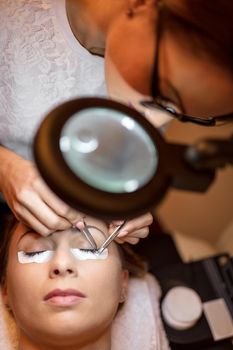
[105,1,233,128]
[3,218,128,348]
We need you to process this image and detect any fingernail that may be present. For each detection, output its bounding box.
[112,220,124,226]
[76,221,84,230]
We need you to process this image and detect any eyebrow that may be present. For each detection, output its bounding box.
[17,224,107,246]
[17,228,39,244]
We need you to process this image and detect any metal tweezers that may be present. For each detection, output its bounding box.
[82,220,98,250]
[98,221,127,254]
[81,220,127,254]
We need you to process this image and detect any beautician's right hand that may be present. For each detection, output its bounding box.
[0,147,84,235]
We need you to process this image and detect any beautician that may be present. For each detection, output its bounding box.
[0,0,152,241]
[0,0,232,237]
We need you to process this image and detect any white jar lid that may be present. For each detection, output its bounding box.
[161,286,202,330]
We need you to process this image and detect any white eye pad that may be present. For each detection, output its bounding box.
[17,248,108,264]
[71,248,108,260]
[18,251,54,264]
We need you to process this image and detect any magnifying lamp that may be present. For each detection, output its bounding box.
[34,97,232,221]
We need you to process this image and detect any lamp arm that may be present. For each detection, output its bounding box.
[184,134,233,171]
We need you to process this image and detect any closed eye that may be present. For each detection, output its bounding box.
[18,250,54,264]
[23,250,47,257]
[79,248,98,253]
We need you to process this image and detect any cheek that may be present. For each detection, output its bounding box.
[84,256,123,303]
[6,261,43,312]
[105,18,155,96]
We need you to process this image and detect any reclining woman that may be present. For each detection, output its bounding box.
[0,213,169,350]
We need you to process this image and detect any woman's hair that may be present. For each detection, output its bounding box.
[161,0,233,73]
[0,211,18,286]
[0,211,147,285]
[118,243,148,278]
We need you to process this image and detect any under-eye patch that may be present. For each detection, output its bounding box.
[17,248,108,264]
[18,250,53,264]
[71,248,108,260]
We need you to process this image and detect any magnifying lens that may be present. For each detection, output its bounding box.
[34,97,215,220]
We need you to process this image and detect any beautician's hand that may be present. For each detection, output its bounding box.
[0,147,84,235]
[110,213,153,245]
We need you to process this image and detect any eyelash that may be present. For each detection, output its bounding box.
[79,248,98,253]
[24,250,46,257]
[24,248,97,256]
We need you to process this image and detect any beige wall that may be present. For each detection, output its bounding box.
[156,119,233,245]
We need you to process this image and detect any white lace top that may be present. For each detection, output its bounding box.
[0,0,106,160]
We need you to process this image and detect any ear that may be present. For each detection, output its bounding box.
[126,0,155,18]
[119,269,129,303]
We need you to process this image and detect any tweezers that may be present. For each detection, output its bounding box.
[82,220,98,250]
[97,221,127,254]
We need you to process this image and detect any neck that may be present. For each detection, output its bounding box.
[18,328,112,350]
[65,0,124,55]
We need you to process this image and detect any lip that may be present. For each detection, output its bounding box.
[44,289,86,306]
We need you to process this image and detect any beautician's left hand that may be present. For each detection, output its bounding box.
[109,212,153,245]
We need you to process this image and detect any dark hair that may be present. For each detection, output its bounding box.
[119,243,148,278]
[161,0,233,73]
[0,211,18,285]
[0,212,147,285]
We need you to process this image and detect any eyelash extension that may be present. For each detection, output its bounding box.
[23,250,46,257]
[79,248,98,253]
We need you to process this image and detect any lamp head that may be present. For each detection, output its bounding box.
[34,97,171,220]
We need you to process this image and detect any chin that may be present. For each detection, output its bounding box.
[30,320,109,349]
[25,321,95,348]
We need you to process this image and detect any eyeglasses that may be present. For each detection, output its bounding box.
[140,4,233,127]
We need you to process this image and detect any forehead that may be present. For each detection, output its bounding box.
[11,219,108,246]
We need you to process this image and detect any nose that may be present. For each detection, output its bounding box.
[49,250,78,279]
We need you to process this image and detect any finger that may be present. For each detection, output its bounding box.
[13,205,54,236]
[118,227,149,239]
[111,220,124,226]
[18,190,71,232]
[76,221,85,230]
[34,178,84,224]
[111,212,153,234]
[122,237,140,245]
[124,213,153,232]
[73,212,87,226]
[114,235,141,245]
[114,237,125,244]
